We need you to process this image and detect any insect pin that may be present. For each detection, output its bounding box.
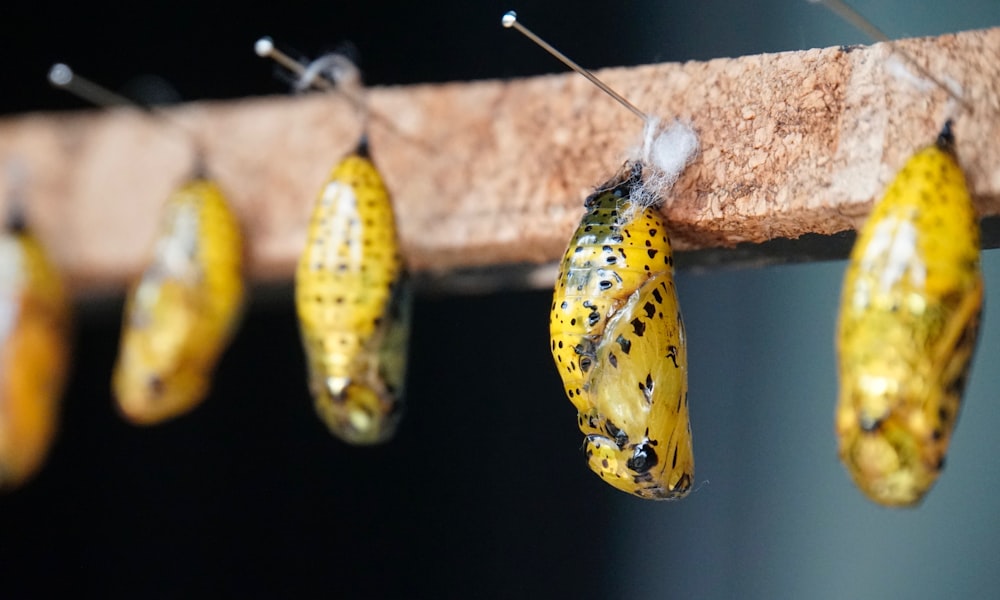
[810,0,983,507]
[49,64,246,426]
[0,165,71,490]
[256,38,411,445]
[504,11,699,499]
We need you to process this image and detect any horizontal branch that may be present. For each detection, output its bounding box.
[0,27,998,295]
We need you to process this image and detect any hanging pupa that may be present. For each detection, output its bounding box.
[256,39,411,444]
[112,174,245,425]
[49,63,246,426]
[0,174,71,489]
[835,121,981,507]
[504,11,699,498]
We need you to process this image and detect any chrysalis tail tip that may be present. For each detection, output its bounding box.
[355,135,371,158]
[4,201,26,234]
[936,119,956,154]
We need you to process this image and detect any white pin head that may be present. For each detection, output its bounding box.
[47,63,73,87]
[254,37,275,57]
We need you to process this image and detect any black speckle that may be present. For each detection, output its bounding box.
[599,280,612,290]
[639,374,653,403]
[666,346,679,368]
[616,335,631,354]
[605,421,628,447]
[148,376,165,398]
[643,301,655,318]
[631,318,646,337]
[652,288,663,304]
[647,249,658,259]
[609,353,618,368]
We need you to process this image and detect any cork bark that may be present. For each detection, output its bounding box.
[0,27,997,293]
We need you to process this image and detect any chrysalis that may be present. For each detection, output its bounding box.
[46,63,246,425]
[255,39,411,444]
[112,178,245,425]
[0,202,70,489]
[504,11,697,498]
[550,165,692,498]
[295,139,410,444]
[835,122,981,507]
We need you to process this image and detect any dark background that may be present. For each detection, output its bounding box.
[3,1,1000,598]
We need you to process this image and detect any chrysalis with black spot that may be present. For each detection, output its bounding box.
[295,138,410,445]
[836,121,982,507]
[0,206,70,489]
[550,163,693,499]
[112,178,245,425]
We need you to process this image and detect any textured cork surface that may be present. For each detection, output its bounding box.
[0,27,997,293]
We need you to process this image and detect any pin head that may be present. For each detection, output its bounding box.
[254,37,275,57]
[47,64,73,87]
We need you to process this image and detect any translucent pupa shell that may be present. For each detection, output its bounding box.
[295,140,410,445]
[112,179,245,425]
[550,163,693,499]
[0,211,70,489]
[836,122,982,507]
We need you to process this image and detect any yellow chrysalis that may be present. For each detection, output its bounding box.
[112,179,245,425]
[0,207,70,489]
[254,39,411,444]
[550,165,692,499]
[504,11,696,498]
[836,122,981,507]
[295,140,409,444]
